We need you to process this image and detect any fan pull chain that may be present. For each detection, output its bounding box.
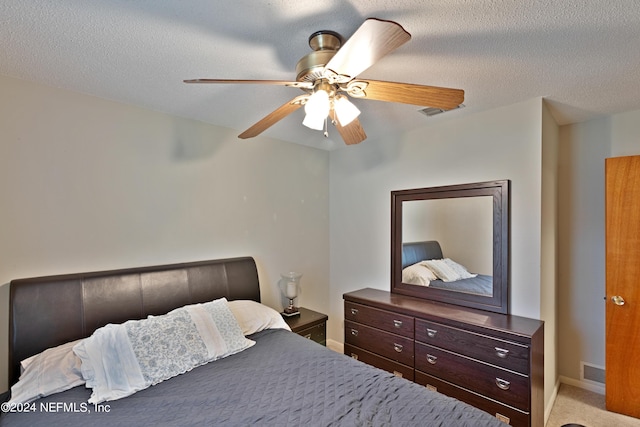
[323,116,329,138]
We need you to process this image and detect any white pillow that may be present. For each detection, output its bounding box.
[227,300,291,335]
[9,340,84,404]
[443,258,477,279]
[74,298,255,404]
[422,258,477,282]
[402,262,437,286]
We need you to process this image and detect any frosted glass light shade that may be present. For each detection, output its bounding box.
[302,111,326,130]
[334,96,361,126]
[303,90,330,130]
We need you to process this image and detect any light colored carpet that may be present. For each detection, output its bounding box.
[546,383,640,427]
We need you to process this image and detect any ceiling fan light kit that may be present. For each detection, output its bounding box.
[302,90,330,130]
[184,18,464,145]
[333,95,361,126]
[302,80,361,130]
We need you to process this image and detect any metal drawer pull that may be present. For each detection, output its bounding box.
[393,371,403,378]
[494,347,510,358]
[426,354,438,365]
[393,320,403,328]
[351,353,359,360]
[496,414,510,424]
[495,378,511,390]
[304,334,312,339]
[350,329,359,337]
[426,328,437,338]
[350,308,359,315]
[393,343,403,352]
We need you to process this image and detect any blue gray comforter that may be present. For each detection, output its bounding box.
[1,329,504,426]
[429,274,493,296]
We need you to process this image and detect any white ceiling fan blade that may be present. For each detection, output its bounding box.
[324,18,410,81]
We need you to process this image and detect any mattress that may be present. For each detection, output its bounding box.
[1,329,504,426]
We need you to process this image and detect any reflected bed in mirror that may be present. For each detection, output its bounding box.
[402,241,493,296]
[391,180,510,314]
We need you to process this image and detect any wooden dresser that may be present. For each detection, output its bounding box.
[344,288,544,427]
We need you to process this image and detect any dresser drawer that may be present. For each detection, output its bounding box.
[345,343,414,381]
[415,371,529,427]
[345,301,414,338]
[415,318,530,373]
[296,323,326,345]
[415,342,529,411]
[345,320,414,366]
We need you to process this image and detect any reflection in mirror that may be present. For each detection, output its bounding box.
[403,197,494,274]
[391,180,510,314]
[402,197,493,296]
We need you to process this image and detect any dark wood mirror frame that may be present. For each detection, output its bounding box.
[391,179,510,314]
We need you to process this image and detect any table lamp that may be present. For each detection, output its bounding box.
[280,272,302,316]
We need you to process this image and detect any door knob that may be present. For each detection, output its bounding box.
[611,295,626,306]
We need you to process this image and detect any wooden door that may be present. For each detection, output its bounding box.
[605,155,640,418]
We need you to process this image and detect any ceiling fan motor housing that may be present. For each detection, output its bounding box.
[295,30,343,82]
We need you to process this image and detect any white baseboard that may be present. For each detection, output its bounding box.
[544,376,605,424]
[326,339,343,353]
[544,376,607,425]
[559,375,605,395]
[545,379,560,425]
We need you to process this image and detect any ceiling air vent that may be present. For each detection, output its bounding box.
[419,104,465,117]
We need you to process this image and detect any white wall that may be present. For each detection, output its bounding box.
[541,101,560,412]
[0,75,330,392]
[403,197,493,274]
[557,108,640,389]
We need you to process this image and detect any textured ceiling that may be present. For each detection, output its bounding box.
[2,1,640,150]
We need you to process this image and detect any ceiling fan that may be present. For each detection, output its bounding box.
[184,18,464,145]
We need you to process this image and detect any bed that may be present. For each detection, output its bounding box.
[402,241,493,296]
[1,256,504,426]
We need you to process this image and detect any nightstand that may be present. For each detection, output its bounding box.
[283,307,328,346]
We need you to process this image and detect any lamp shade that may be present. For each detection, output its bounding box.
[302,90,330,130]
[334,96,361,126]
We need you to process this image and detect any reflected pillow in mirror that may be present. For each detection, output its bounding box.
[402,262,437,286]
[443,258,477,280]
[422,258,477,282]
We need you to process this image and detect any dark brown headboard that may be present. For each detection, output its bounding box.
[8,256,260,386]
[402,241,443,268]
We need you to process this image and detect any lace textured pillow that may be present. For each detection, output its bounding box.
[422,259,461,282]
[125,307,210,385]
[74,298,254,403]
[422,258,478,282]
[443,258,478,279]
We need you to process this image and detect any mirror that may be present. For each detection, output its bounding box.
[391,180,510,314]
